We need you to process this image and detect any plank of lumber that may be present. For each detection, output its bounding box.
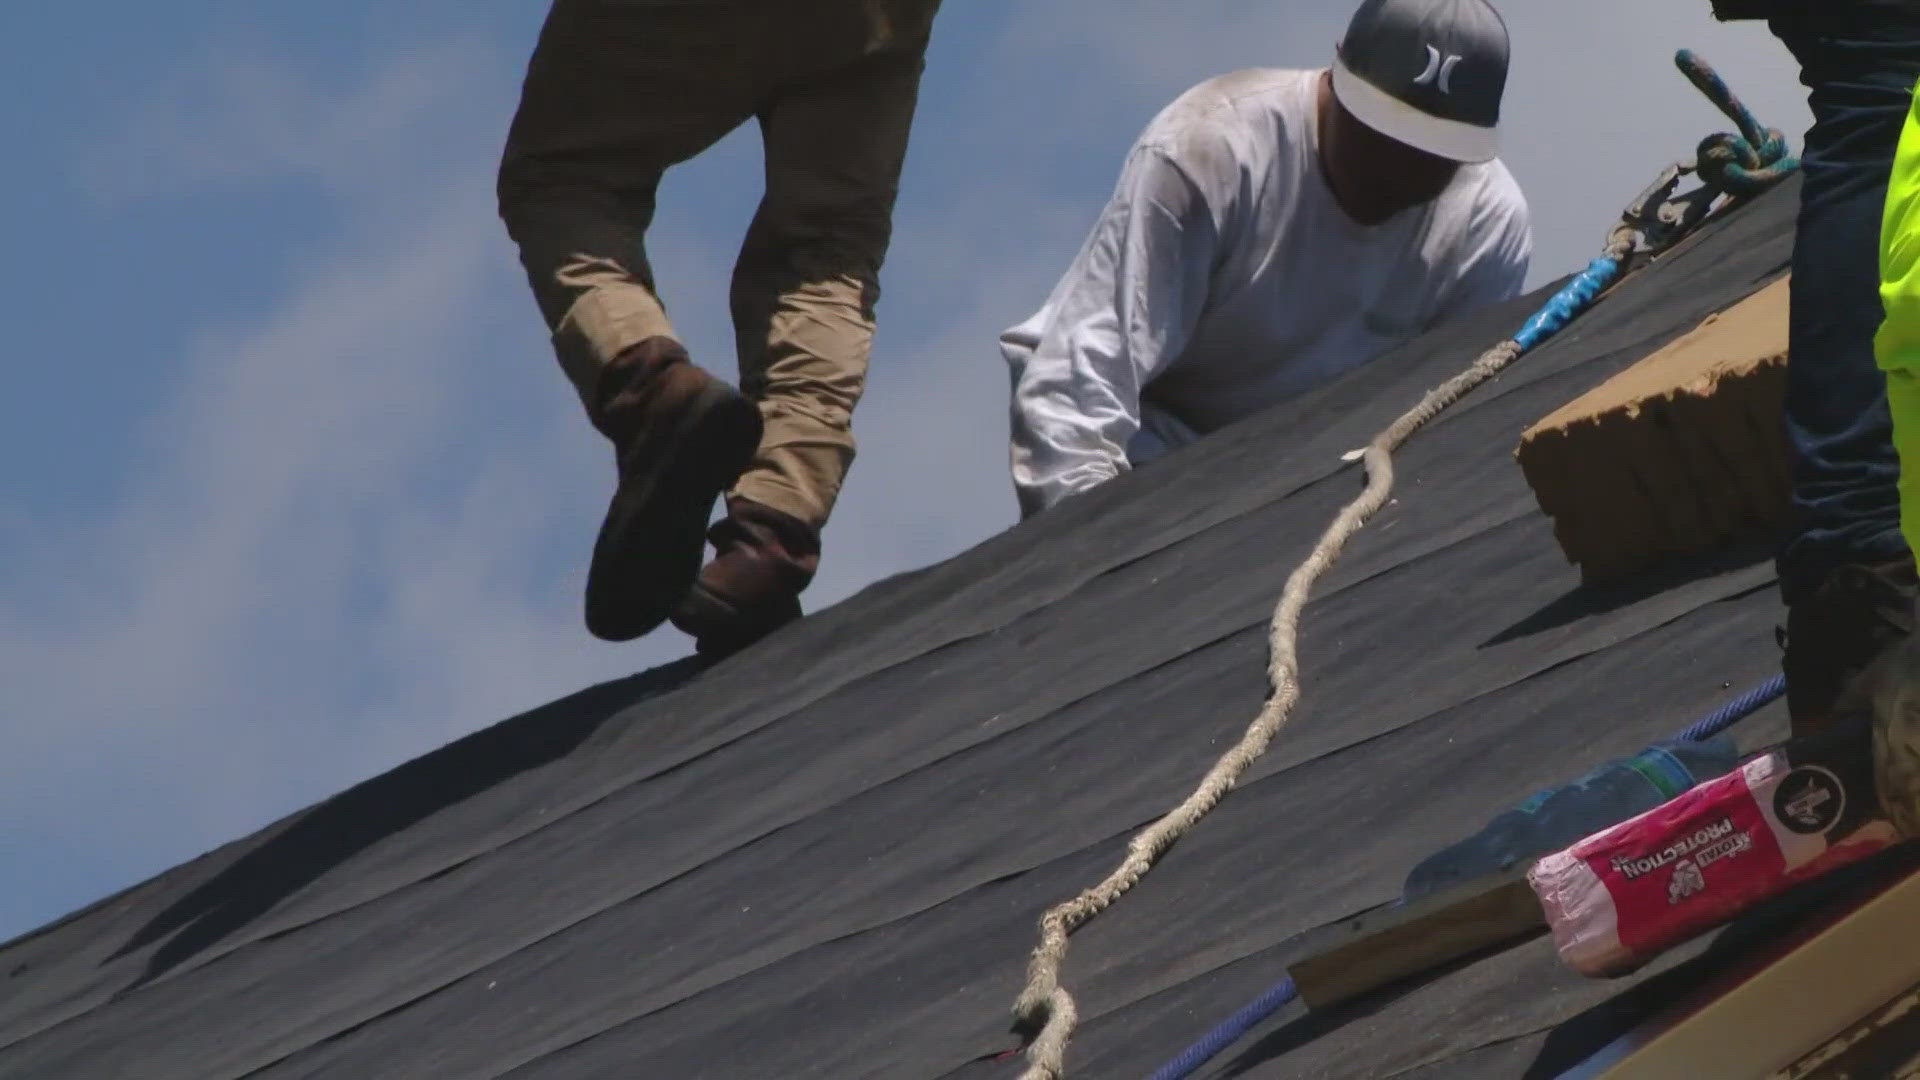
[1516,274,1791,586]
[1564,863,1920,1080]
[1774,977,1920,1079]
[1287,870,1543,1012]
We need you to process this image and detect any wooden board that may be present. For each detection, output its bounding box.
[1775,977,1920,1079]
[1516,274,1791,586]
[1556,863,1920,1080]
[1287,870,1543,1012]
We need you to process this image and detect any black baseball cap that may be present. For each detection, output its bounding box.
[1329,0,1510,163]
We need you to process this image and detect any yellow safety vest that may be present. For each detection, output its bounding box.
[1879,77,1920,554]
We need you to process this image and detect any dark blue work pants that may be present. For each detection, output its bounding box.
[1772,11,1920,601]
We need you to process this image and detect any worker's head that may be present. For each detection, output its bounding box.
[1320,0,1509,223]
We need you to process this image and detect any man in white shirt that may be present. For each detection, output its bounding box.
[1003,0,1533,517]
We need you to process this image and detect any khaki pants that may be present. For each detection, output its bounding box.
[499,0,939,528]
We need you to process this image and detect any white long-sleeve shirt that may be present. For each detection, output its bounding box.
[1002,68,1532,517]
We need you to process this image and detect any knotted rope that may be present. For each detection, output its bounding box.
[1678,48,1800,198]
[1007,51,1797,1080]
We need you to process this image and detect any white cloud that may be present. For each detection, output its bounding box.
[0,37,664,937]
[78,31,503,202]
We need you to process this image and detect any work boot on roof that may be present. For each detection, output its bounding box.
[1838,599,1920,837]
[1782,557,1919,734]
[583,337,763,643]
[670,496,819,656]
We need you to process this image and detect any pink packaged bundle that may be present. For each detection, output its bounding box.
[1528,724,1898,977]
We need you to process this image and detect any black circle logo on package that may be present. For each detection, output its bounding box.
[1773,765,1846,835]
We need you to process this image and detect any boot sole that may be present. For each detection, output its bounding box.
[584,383,763,642]
[673,583,804,658]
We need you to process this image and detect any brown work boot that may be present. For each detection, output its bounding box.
[1782,557,1918,735]
[583,337,763,642]
[670,497,819,656]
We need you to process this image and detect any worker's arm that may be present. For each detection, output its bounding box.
[1001,141,1219,519]
[1877,79,1920,555]
[1429,168,1533,328]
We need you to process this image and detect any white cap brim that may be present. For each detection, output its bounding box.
[1330,56,1499,164]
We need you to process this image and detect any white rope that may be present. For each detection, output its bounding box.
[1011,236,1634,1080]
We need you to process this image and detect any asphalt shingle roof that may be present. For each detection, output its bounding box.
[13,177,1908,1080]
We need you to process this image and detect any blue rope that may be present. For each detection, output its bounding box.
[1675,673,1787,743]
[1139,676,1786,1080]
[1144,976,1298,1080]
[1514,255,1624,352]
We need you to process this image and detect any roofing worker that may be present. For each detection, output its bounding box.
[1706,1,1920,732]
[498,2,942,653]
[1002,0,1532,519]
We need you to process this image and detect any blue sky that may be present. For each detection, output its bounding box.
[0,2,1808,940]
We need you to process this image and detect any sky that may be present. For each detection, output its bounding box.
[0,2,1810,941]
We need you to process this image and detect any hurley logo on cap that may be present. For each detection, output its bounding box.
[1412,45,1463,95]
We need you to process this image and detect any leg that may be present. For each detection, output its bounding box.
[1774,11,1920,725]
[498,0,769,642]
[729,43,929,528]
[669,33,932,653]
[1774,19,1920,600]
[498,0,763,404]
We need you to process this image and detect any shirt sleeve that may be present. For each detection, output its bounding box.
[1001,142,1221,519]
[1431,171,1533,327]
